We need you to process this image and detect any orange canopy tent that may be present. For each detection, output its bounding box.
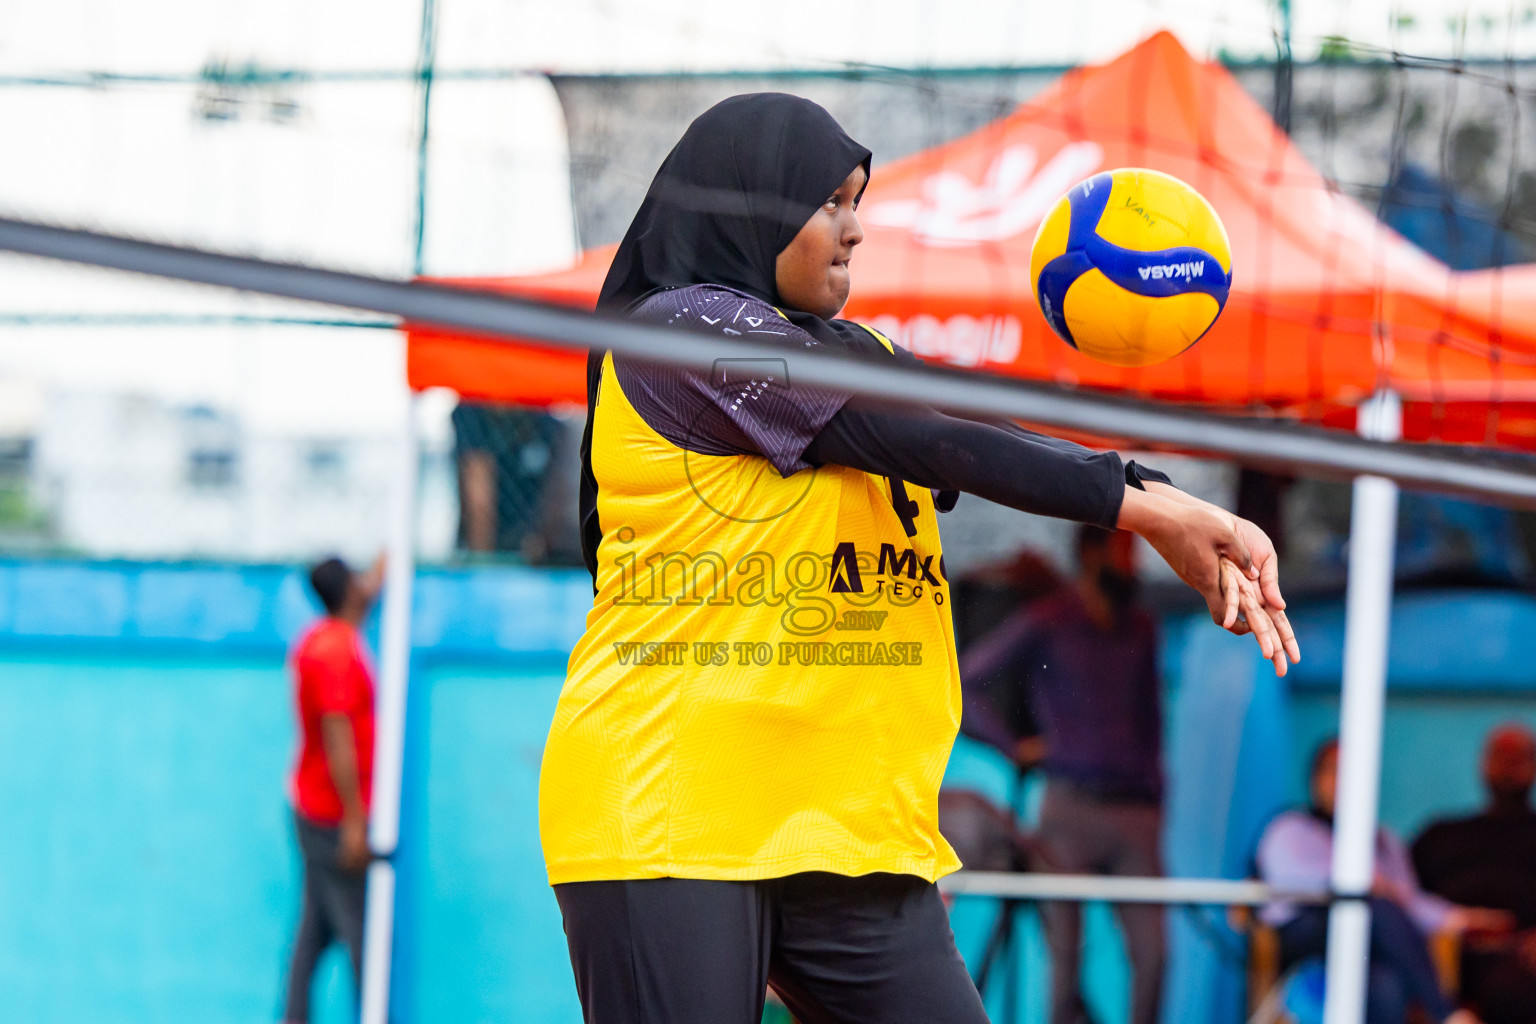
[406,31,1536,449]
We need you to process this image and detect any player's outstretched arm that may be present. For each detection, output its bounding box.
[801,398,1299,675]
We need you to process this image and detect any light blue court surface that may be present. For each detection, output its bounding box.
[1,558,1534,1024]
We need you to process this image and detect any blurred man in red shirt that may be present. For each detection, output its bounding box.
[282,555,383,1024]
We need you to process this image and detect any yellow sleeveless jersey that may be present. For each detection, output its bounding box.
[539,285,963,884]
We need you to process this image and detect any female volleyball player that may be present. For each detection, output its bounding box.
[539,93,1298,1024]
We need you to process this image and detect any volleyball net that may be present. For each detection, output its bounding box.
[463,19,1536,634]
[8,14,1536,565]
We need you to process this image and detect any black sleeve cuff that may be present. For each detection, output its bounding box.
[1099,451,1127,529]
[1125,459,1174,491]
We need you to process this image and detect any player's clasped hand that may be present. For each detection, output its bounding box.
[1119,485,1299,677]
[1220,559,1298,677]
[1222,512,1301,675]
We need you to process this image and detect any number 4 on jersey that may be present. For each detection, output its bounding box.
[886,476,921,538]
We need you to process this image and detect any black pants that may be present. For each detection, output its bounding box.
[555,872,990,1024]
[283,811,368,1023]
[1278,899,1454,1024]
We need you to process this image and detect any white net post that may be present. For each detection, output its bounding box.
[1323,389,1402,1024]
[360,391,420,1024]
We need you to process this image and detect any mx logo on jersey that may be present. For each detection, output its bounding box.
[829,542,863,594]
[864,141,1103,247]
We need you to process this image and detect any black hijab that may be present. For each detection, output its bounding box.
[596,92,871,315]
[578,94,875,581]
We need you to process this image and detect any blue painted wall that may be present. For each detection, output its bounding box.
[406,664,580,1023]
[2,559,1535,1024]
[0,649,357,1024]
[0,558,590,1024]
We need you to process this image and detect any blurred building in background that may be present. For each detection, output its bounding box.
[24,388,460,561]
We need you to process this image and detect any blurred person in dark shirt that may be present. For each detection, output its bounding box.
[1413,724,1536,1024]
[960,525,1165,1024]
[952,548,1065,652]
[282,556,383,1024]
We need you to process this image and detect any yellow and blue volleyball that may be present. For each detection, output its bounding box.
[1029,168,1233,367]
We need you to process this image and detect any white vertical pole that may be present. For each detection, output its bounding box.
[1322,389,1402,1024]
[360,392,420,1024]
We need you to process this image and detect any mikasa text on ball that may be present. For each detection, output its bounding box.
[1029,168,1233,367]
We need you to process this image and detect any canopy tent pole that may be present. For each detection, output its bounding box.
[1323,389,1402,1024]
[360,392,420,1024]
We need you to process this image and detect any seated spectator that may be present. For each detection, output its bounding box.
[1414,724,1536,1024]
[1257,738,1500,1024]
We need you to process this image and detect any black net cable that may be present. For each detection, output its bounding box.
[4,213,1536,506]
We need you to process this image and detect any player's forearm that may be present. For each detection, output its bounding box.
[1127,478,1255,543]
[320,714,366,823]
[1116,486,1242,572]
[1142,478,1207,509]
[1115,484,1175,536]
